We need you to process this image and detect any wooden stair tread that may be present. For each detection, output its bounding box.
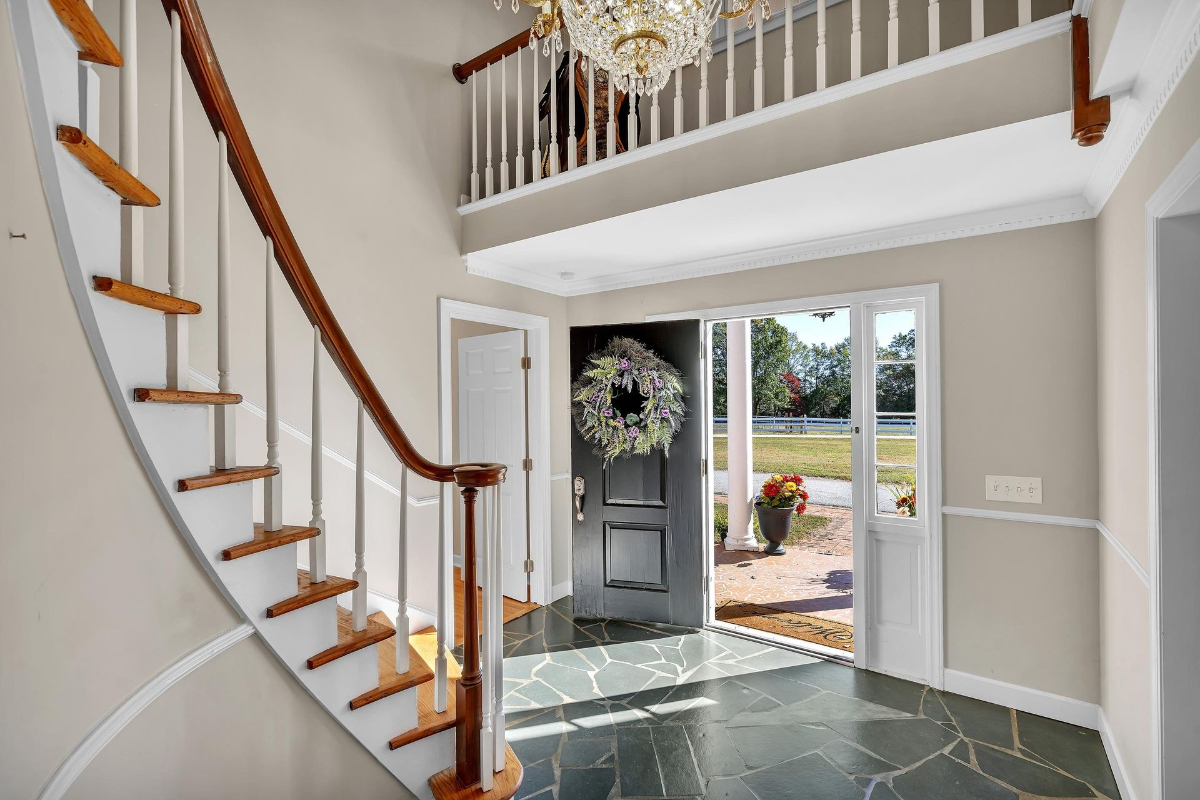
[222,523,320,561]
[349,613,435,710]
[177,465,279,492]
[57,126,158,206]
[267,570,356,619]
[307,607,394,670]
[389,677,458,751]
[428,744,522,800]
[91,277,201,315]
[49,0,122,66]
[134,388,242,405]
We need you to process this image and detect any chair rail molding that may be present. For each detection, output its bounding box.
[36,623,255,800]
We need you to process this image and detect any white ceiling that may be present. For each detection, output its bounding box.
[464,110,1111,296]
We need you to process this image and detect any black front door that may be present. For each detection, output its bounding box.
[570,321,705,628]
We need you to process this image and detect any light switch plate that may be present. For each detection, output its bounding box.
[985,475,1043,504]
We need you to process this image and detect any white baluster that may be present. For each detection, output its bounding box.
[851,0,862,79]
[214,133,235,471]
[1018,0,1031,26]
[588,58,597,164]
[485,62,494,197]
[783,0,794,101]
[309,326,326,584]
[673,67,683,136]
[479,486,495,791]
[628,88,638,150]
[971,0,984,41]
[470,71,479,202]
[352,400,367,632]
[264,237,282,532]
[516,48,525,187]
[606,78,616,157]
[434,483,450,712]
[500,54,509,192]
[165,10,187,390]
[888,0,899,68]
[549,47,559,176]
[567,45,577,170]
[726,8,736,120]
[531,47,541,182]
[928,0,940,55]
[492,483,506,769]
[754,3,764,110]
[395,466,410,673]
[651,90,660,144]
[79,1,99,136]
[816,0,827,91]
[119,0,142,286]
[699,56,709,128]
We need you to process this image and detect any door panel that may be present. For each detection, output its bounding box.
[458,330,528,601]
[571,321,704,627]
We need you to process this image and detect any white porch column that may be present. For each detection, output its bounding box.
[724,319,757,551]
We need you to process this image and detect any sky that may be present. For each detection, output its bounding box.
[773,308,914,350]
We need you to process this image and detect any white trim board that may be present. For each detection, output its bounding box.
[550,580,572,604]
[36,623,255,800]
[189,369,439,507]
[942,669,1098,730]
[1098,707,1140,800]
[1096,520,1150,587]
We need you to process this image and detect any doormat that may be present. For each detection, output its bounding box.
[715,600,854,652]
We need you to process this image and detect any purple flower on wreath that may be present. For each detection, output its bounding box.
[619,358,631,370]
[660,408,670,417]
[654,378,664,388]
[601,408,613,417]
[628,427,640,438]
[615,417,625,426]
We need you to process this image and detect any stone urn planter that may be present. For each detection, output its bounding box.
[755,503,795,556]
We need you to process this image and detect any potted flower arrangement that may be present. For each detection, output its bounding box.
[887,477,917,517]
[755,474,809,555]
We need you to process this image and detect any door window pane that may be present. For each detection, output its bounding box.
[876,363,915,413]
[873,307,917,519]
[875,310,916,360]
[877,467,917,518]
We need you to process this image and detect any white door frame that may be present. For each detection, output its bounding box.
[649,282,944,689]
[438,299,553,607]
[1145,137,1200,800]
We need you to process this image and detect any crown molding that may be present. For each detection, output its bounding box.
[465,196,1095,297]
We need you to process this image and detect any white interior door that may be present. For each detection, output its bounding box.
[458,330,528,601]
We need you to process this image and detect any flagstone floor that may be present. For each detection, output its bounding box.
[500,599,1121,800]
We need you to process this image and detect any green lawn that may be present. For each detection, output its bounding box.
[712,436,915,483]
[713,500,830,546]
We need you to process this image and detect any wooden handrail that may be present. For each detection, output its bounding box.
[1070,14,1109,147]
[452,13,561,84]
[159,0,504,488]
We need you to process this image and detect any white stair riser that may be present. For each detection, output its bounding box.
[263,595,340,663]
[345,685,418,749]
[303,641,380,709]
[218,540,304,621]
[384,728,455,800]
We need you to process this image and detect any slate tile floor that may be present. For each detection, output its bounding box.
[498,598,1120,800]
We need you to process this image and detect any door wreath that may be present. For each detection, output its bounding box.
[572,337,687,461]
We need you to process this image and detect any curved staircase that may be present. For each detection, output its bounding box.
[9,0,521,796]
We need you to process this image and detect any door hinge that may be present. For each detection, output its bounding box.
[522,457,533,471]
[520,356,532,370]
[701,458,707,477]
[523,559,535,573]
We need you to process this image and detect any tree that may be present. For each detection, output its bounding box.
[791,337,852,418]
[710,319,796,416]
[712,322,728,415]
[875,329,916,413]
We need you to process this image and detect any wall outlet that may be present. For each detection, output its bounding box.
[985,475,1042,504]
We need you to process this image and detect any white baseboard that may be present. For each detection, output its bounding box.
[1097,707,1139,800]
[550,581,572,604]
[942,669,1099,730]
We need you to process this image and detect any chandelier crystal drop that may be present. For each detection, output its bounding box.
[502,0,768,97]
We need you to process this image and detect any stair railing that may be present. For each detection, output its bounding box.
[119,0,508,789]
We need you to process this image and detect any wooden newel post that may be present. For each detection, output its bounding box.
[457,484,483,788]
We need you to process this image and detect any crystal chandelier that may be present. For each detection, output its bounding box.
[498,0,770,97]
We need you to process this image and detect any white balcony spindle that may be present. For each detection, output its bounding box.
[485,62,494,197]
[699,55,709,127]
[928,0,940,55]
[479,486,495,790]
[816,0,827,90]
[606,79,615,157]
[516,48,525,187]
[434,483,450,712]
[971,0,984,41]
[1018,0,1031,25]
[673,67,683,136]
[118,0,142,286]
[628,90,638,150]
[754,3,764,110]
[264,237,282,532]
[588,58,597,164]
[352,400,367,632]
[309,326,326,584]
[888,0,899,68]
[531,48,541,182]
[549,47,559,176]
[166,11,187,390]
[470,71,479,202]
[851,0,862,79]
[395,465,410,673]
[651,90,660,143]
[784,0,794,101]
[500,54,509,192]
[214,133,235,470]
[492,483,506,769]
[725,8,735,120]
[567,45,577,170]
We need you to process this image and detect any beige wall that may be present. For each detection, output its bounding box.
[565,222,1102,700]
[1094,52,1200,800]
